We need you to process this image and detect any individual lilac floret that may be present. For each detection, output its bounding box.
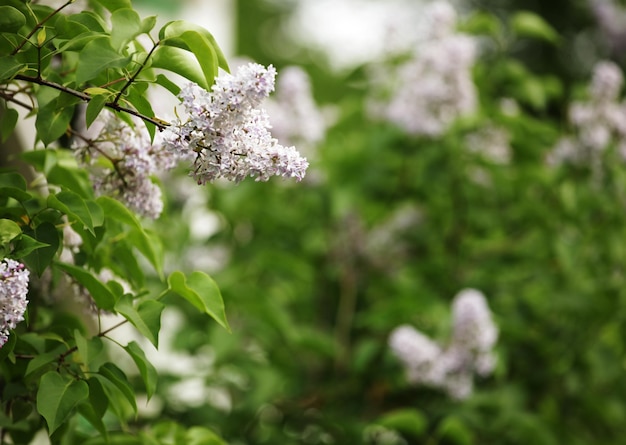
[162,63,309,184]
[74,112,178,219]
[0,259,30,348]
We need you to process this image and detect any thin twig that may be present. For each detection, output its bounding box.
[14,74,170,130]
[113,41,160,105]
[11,0,75,56]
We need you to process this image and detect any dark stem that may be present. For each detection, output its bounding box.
[113,41,160,105]
[14,74,170,130]
[0,90,34,111]
[12,0,74,56]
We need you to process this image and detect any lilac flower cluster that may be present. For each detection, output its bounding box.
[74,112,178,219]
[548,61,626,169]
[389,289,498,400]
[369,1,477,137]
[162,63,309,184]
[0,259,30,348]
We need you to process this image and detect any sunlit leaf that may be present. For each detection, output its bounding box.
[166,271,230,332]
[124,341,158,399]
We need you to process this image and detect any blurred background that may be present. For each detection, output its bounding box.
[116,0,626,443]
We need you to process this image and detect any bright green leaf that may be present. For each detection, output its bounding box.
[115,294,163,347]
[155,73,181,96]
[510,11,560,44]
[97,363,137,414]
[36,371,88,435]
[151,45,208,89]
[159,20,229,72]
[124,341,158,399]
[187,427,227,445]
[93,0,132,13]
[110,8,143,51]
[74,330,107,373]
[0,219,21,245]
[377,409,428,438]
[166,271,230,332]
[75,38,131,86]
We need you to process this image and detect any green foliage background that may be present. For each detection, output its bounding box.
[151,0,626,444]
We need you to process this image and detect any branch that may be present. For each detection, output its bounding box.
[14,74,170,130]
[12,0,75,56]
[113,41,160,105]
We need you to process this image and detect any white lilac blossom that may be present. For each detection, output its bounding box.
[162,63,309,184]
[0,259,29,347]
[547,61,626,169]
[265,66,326,149]
[465,125,512,165]
[369,1,478,137]
[74,112,178,219]
[388,288,498,400]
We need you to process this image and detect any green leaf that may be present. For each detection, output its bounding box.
[26,347,66,377]
[510,11,560,44]
[0,56,24,81]
[110,8,143,51]
[151,46,209,89]
[22,222,60,276]
[97,196,163,277]
[159,20,229,72]
[187,427,227,445]
[97,363,137,414]
[85,94,109,128]
[56,263,117,311]
[166,271,230,331]
[124,341,158,399]
[36,371,89,435]
[0,6,26,33]
[93,0,132,13]
[12,234,49,259]
[0,219,21,245]
[437,416,474,445]
[1,107,19,142]
[74,330,107,373]
[159,30,218,89]
[140,16,158,34]
[78,378,109,440]
[115,295,163,347]
[377,409,428,438]
[125,84,156,140]
[48,190,102,235]
[35,99,74,146]
[0,172,26,190]
[75,38,131,86]
[155,73,181,96]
